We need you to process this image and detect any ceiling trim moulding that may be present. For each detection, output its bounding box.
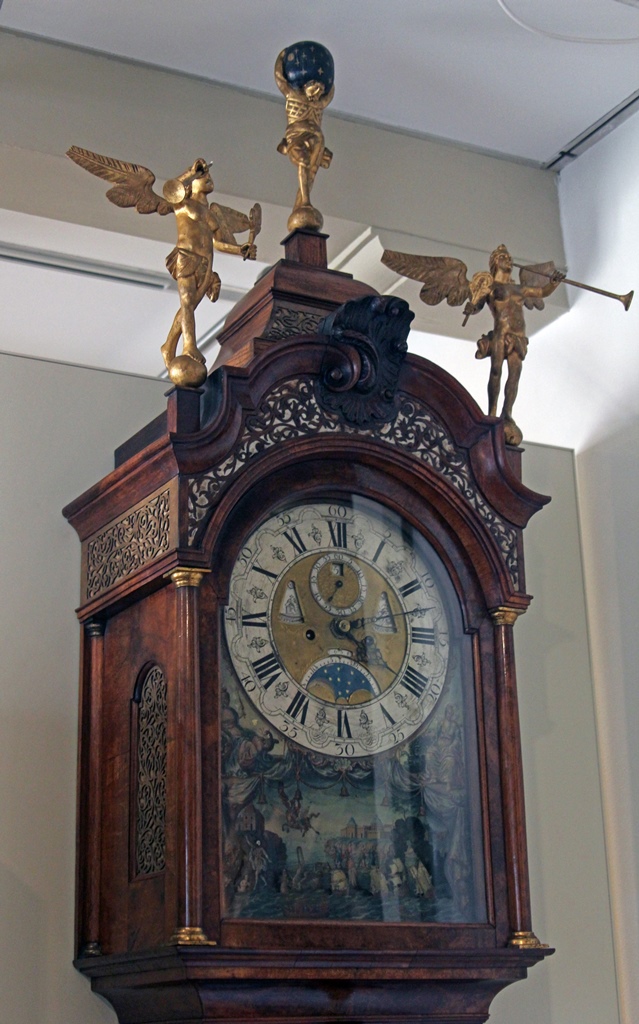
[0,241,247,303]
[544,88,639,171]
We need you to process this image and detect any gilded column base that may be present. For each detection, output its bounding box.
[80,941,103,957]
[170,926,216,946]
[508,930,549,949]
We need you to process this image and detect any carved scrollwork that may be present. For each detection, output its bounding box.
[85,490,171,599]
[263,305,325,341]
[383,400,520,586]
[316,295,413,425]
[135,665,167,876]
[188,379,337,542]
[187,378,520,588]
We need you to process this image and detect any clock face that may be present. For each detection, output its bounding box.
[224,499,450,758]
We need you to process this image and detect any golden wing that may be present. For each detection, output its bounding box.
[66,146,172,216]
[381,250,471,306]
[519,260,556,310]
[210,202,253,245]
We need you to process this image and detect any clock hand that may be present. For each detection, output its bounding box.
[349,605,433,630]
[325,562,355,602]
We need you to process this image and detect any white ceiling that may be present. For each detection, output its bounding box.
[0,0,637,446]
[1,0,638,164]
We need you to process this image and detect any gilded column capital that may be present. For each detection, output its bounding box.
[490,606,521,626]
[165,567,210,589]
[84,619,106,637]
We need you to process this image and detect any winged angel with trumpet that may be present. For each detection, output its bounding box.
[382,245,565,446]
[67,147,261,388]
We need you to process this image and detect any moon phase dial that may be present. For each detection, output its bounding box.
[225,500,450,757]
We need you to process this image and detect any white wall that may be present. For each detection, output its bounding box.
[516,111,639,455]
[553,110,639,1024]
[577,425,639,1024]
[0,354,617,1024]
[491,442,618,1024]
[0,354,166,1024]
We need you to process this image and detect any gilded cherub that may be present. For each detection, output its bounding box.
[382,244,565,445]
[67,147,261,388]
[274,41,335,232]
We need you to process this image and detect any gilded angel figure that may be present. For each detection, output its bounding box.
[382,245,565,445]
[67,146,261,388]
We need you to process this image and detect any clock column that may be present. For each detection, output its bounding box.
[78,619,105,957]
[491,605,543,949]
[166,568,212,945]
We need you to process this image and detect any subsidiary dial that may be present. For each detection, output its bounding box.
[309,552,367,616]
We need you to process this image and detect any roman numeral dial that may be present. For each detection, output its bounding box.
[225,499,451,758]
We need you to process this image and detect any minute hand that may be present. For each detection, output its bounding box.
[349,606,433,630]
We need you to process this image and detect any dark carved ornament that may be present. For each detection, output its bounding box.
[263,305,326,341]
[86,490,171,599]
[316,294,413,425]
[187,377,520,587]
[134,665,168,876]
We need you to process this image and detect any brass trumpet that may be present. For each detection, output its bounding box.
[513,261,633,311]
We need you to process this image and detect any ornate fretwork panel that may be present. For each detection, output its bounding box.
[134,665,168,877]
[263,305,326,340]
[187,377,520,587]
[85,489,172,600]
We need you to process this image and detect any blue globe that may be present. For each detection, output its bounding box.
[282,40,334,94]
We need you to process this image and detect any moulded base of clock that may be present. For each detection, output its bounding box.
[77,944,552,1023]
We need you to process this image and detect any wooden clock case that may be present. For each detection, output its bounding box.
[64,230,552,1023]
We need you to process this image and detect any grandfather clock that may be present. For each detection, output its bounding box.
[64,228,552,1023]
